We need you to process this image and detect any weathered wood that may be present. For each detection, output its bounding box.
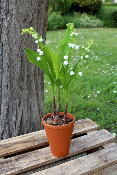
[102,142,117,149]
[0,118,99,157]
[0,129,116,175]
[31,145,117,175]
[73,118,99,136]
[0,158,4,163]
[90,164,117,175]
[0,130,48,158]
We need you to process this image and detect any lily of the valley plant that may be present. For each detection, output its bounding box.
[21,23,93,124]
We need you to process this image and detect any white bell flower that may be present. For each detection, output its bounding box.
[39,38,43,42]
[37,57,41,61]
[79,72,82,76]
[37,49,41,53]
[85,55,89,58]
[35,40,38,44]
[75,45,79,50]
[70,71,75,75]
[64,55,68,59]
[32,34,37,39]
[63,60,69,65]
[72,44,75,48]
[68,43,72,47]
[40,51,43,55]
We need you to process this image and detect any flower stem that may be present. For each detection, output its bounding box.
[65,89,68,104]
[56,103,61,116]
[64,102,68,122]
[53,96,56,119]
[58,88,60,107]
[52,85,54,97]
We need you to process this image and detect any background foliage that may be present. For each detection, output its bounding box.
[49,0,72,15]
[70,0,102,15]
[49,0,102,15]
[48,0,117,29]
[96,4,117,27]
[47,12,103,30]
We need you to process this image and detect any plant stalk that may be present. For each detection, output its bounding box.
[58,88,60,107]
[64,102,68,122]
[53,96,56,119]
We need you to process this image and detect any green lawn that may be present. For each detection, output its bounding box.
[44,28,117,139]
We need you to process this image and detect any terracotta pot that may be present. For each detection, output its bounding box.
[42,112,75,157]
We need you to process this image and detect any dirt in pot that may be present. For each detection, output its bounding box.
[44,115,73,126]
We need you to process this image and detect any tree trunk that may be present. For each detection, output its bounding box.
[0,0,49,140]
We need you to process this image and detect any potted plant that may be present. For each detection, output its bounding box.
[21,23,93,157]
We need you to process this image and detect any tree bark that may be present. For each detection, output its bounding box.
[0,0,49,140]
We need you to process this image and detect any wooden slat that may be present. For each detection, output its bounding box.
[0,129,115,175]
[0,129,48,158]
[103,142,117,149]
[0,158,4,163]
[0,118,99,158]
[72,118,99,136]
[31,145,117,175]
[90,164,117,175]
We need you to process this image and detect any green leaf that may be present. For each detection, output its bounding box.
[55,78,61,88]
[57,25,72,58]
[60,26,71,46]
[59,65,66,86]
[62,61,79,90]
[25,48,53,83]
[68,62,80,90]
[56,25,73,66]
[57,43,68,63]
[46,46,61,79]
[43,45,56,80]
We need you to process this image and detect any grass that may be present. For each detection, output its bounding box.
[101,5,117,13]
[102,2,117,6]
[44,28,117,140]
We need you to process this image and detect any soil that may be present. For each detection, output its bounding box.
[43,114,73,126]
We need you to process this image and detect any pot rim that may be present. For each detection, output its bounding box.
[42,112,75,130]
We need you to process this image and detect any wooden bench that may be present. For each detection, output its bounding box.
[0,118,117,175]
